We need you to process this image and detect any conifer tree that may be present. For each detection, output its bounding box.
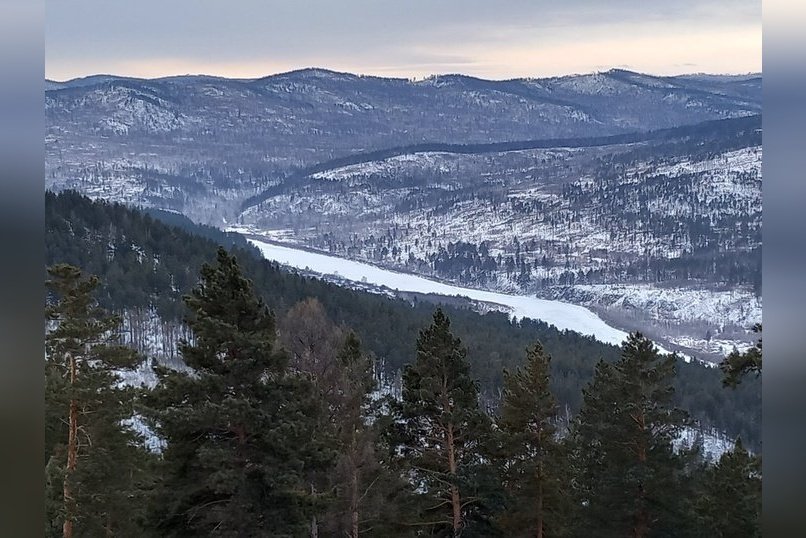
[693,438,761,537]
[329,331,387,537]
[45,264,151,537]
[570,332,688,538]
[496,342,570,537]
[145,248,330,536]
[392,308,494,537]
[720,323,762,388]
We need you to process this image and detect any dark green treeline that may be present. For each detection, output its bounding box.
[45,253,760,537]
[45,190,760,449]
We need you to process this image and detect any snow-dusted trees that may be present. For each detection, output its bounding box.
[45,264,152,537]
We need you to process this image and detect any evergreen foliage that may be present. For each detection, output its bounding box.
[720,323,762,388]
[391,309,497,537]
[42,259,762,535]
[45,264,152,537]
[323,331,394,537]
[570,333,689,537]
[43,202,763,536]
[692,438,762,537]
[496,343,571,537]
[278,298,388,537]
[45,190,761,449]
[143,248,330,536]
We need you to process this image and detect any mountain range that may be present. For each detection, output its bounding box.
[46,67,760,218]
[45,67,762,361]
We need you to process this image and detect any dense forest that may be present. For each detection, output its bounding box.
[45,242,762,536]
[46,191,761,448]
[244,114,761,294]
[242,115,760,210]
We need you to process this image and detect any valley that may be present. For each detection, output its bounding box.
[45,68,762,362]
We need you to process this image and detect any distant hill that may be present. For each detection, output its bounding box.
[45,68,760,222]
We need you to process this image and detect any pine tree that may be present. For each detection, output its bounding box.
[392,308,494,537]
[45,264,152,537]
[145,248,330,536]
[720,323,762,388]
[570,332,688,538]
[693,438,761,537]
[495,342,570,537]
[329,331,387,537]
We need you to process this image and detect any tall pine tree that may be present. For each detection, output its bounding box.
[570,333,688,538]
[392,308,494,537]
[145,248,330,536]
[495,342,570,537]
[45,264,152,537]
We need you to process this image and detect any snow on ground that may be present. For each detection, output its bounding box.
[566,283,761,328]
[668,336,753,356]
[116,359,160,389]
[248,238,637,348]
[656,146,761,178]
[122,414,166,453]
[311,152,457,181]
[675,425,736,461]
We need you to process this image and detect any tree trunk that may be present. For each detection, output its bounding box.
[349,429,360,538]
[633,412,648,538]
[350,469,360,538]
[63,355,78,538]
[446,424,462,537]
[310,483,318,538]
[234,424,246,446]
[536,428,544,538]
[536,479,543,538]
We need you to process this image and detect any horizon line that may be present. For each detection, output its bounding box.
[45,65,763,85]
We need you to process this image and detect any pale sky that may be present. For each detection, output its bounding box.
[45,0,761,81]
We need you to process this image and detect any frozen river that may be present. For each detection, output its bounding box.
[248,238,632,347]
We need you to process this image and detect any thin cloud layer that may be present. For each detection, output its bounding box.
[46,0,761,80]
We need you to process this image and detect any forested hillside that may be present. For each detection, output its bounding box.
[45,68,762,365]
[45,221,762,536]
[236,114,761,361]
[46,69,760,225]
[46,190,760,448]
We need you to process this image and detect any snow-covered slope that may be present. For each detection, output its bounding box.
[675,425,737,461]
[237,117,761,360]
[45,69,762,364]
[245,237,657,351]
[46,69,760,221]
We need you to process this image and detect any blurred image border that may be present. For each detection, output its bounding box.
[762,0,806,534]
[0,0,803,534]
[0,0,44,536]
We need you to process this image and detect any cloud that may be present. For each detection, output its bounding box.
[45,0,761,80]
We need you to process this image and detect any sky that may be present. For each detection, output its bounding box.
[45,0,761,81]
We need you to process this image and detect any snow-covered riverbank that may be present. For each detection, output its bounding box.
[248,238,633,347]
